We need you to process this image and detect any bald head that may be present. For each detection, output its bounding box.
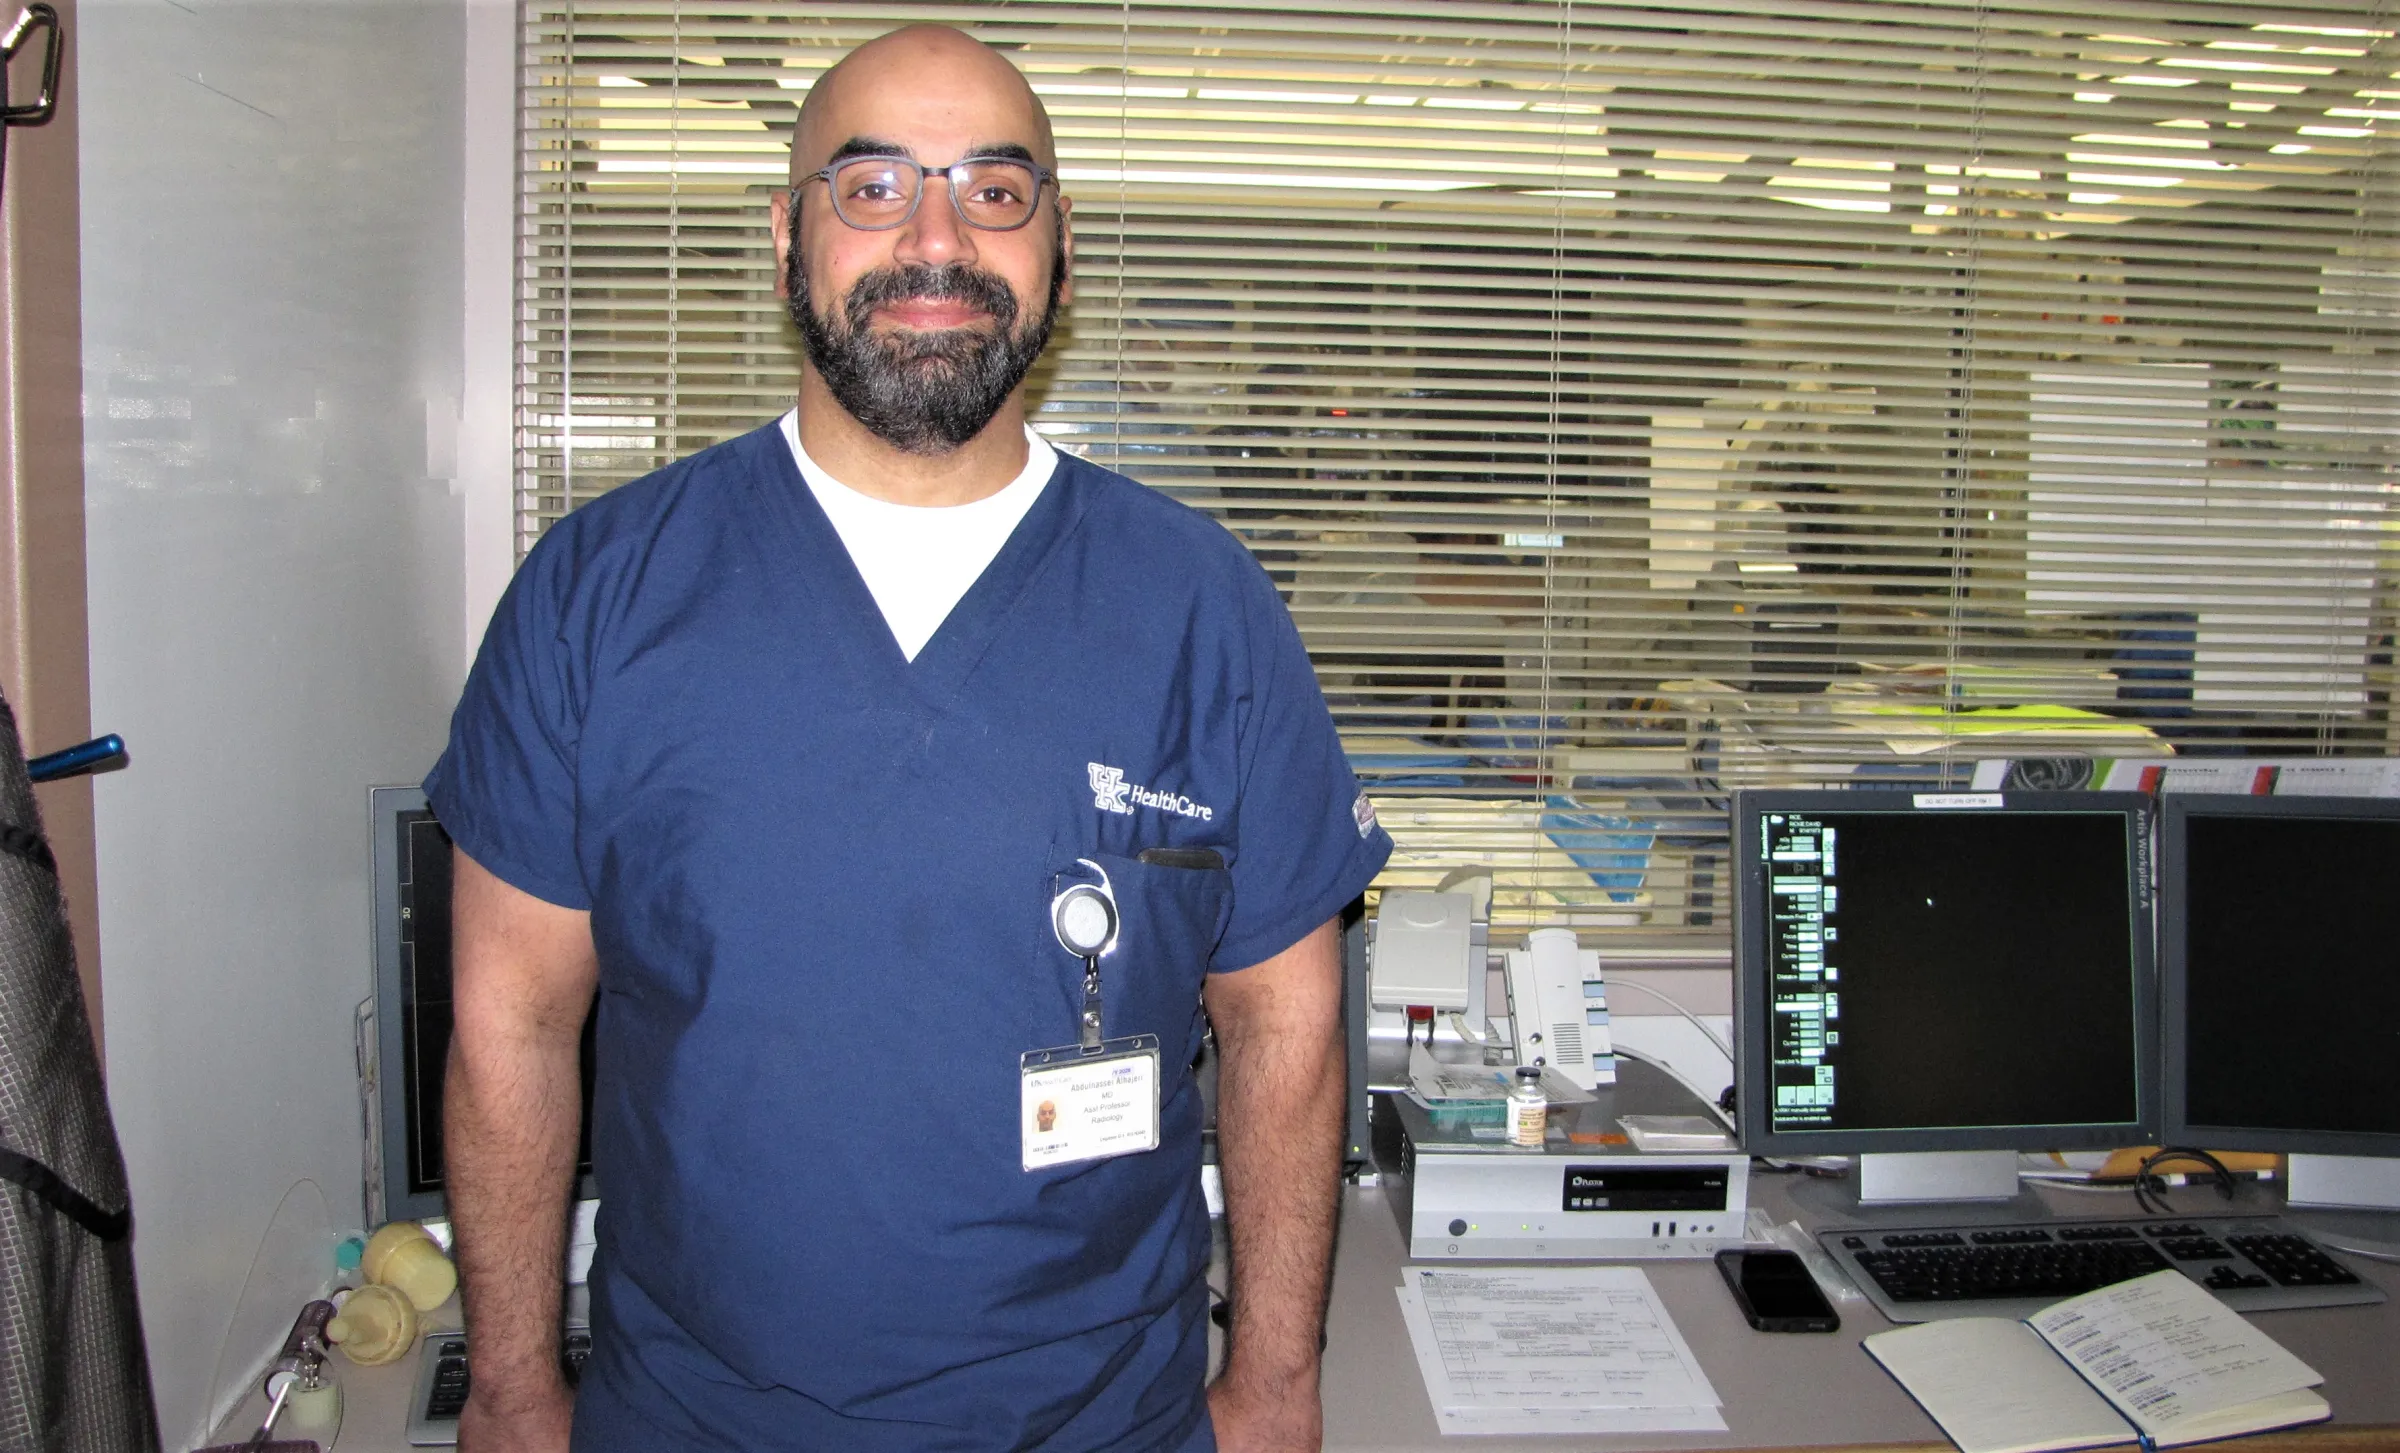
[791,25,1057,182]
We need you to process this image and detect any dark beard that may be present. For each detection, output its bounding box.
[788,242,1060,455]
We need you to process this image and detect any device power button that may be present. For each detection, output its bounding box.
[1448,1219,1469,1237]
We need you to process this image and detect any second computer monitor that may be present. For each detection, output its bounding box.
[2160,794,2400,1164]
[1735,791,2157,1164]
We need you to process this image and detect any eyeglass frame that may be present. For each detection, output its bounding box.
[797,153,1059,233]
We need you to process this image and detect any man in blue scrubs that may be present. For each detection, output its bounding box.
[429,24,1391,1453]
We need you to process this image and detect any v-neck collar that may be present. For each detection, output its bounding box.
[744,422,1084,707]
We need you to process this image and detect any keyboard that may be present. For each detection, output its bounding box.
[405,1327,592,1446]
[1817,1214,2387,1325]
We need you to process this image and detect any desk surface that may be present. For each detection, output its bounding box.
[1324,1175,2400,1452]
[224,1176,2399,1452]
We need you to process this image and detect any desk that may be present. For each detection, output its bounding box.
[1323,1176,2400,1452]
[215,1178,2399,1452]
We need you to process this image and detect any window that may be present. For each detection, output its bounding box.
[521,1,2398,939]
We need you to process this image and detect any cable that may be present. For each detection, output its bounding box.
[2030,1178,2145,1194]
[1609,1043,1737,1133]
[2131,1147,2238,1216]
[1602,976,1734,1064]
[2310,1238,2400,1266]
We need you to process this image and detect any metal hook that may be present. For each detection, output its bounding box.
[1,5,62,127]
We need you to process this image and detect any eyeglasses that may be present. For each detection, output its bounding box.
[803,154,1056,232]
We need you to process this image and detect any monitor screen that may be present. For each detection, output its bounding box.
[369,787,596,1222]
[2160,795,2400,1157]
[1735,791,2157,1157]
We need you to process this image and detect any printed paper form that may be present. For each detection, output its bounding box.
[1400,1265,1724,1414]
[2030,1270,2322,1431]
[1398,1286,1725,1436]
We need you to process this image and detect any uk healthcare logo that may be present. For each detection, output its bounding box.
[1088,763,1133,815]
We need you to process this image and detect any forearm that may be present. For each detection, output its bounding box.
[1209,921,1345,1392]
[444,848,598,1421]
[445,1012,585,1405]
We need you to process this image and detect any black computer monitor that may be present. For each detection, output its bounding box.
[2159,794,2400,1209]
[367,786,596,1223]
[1734,790,2157,1199]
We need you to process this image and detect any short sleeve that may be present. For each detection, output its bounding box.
[1211,563,1393,971]
[424,528,593,911]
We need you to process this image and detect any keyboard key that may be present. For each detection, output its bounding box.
[2227,1234,2362,1287]
[426,1350,470,1419]
[419,1329,598,1422]
[1853,1239,2169,1303]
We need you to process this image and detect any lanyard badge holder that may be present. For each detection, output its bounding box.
[1021,859,1161,1171]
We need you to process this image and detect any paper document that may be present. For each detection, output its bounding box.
[1619,1114,1734,1151]
[1397,1265,1726,1434]
[2028,1271,2321,1430]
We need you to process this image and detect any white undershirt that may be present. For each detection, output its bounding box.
[781,410,1056,661]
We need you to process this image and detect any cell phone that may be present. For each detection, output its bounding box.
[1715,1248,1839,1333]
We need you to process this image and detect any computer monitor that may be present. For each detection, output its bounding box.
[1734,790,2158,1204]
[366,786,597,1224]
[2159,794,2400,1212]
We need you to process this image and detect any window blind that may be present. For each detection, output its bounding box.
[520,0,2397,940]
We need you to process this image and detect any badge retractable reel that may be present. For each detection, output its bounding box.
[1019,859,1162,1172]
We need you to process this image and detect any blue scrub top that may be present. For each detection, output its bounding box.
[428,422,1392,1451]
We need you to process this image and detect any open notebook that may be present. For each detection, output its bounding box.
[1864,1270,2328,1453]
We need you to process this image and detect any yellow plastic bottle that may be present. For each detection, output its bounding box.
[361,1220,458,1312]
[324,1283,418,1367]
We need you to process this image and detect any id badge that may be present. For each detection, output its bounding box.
[1020,1035,1161,1172]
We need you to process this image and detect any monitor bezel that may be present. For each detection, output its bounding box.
[2159,792,2400,1158]
[1734,788,2160,1158]
[370,786,599,1224]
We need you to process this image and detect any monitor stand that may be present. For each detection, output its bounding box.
[1858,1150,2019,1205]
[2287,1154,2400,1212]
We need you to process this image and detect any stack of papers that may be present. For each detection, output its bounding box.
[1397,1266,1727,1436]
[1618,1114,1735,1151]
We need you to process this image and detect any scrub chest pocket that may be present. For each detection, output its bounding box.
[1084,848,1233,1006]
[1020,849,1230,1173]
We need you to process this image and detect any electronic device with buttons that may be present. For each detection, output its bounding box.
[404,1315,592,1446]
[1815,1213,2385,1325]
[1375,1057,1746,1260]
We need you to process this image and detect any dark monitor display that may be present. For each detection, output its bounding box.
[2160,794,2400,1157]
[1735,791,2157,1157]
[369,786,596,1222]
